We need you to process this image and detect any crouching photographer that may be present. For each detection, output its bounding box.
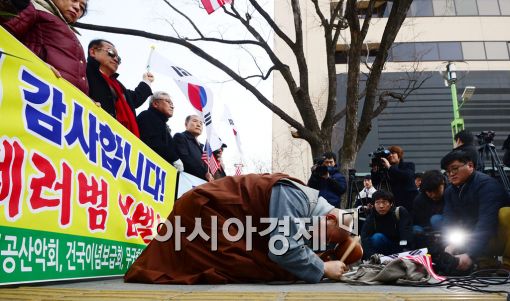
[434,150,510,275]
[370,145,417,213]
[307,152,347,208]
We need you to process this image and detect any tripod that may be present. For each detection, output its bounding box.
[374,168,392,193]
[346,169,361,209]
[478,142,510,193]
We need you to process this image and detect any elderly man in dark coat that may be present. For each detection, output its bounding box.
[137,91,182,170]
[173,115,212,181]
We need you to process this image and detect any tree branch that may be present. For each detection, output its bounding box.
[310,0,330,30]
[162,0,204,38]
[356,0,413,148]
[288,0,317,133]
[247,0,295,49]
[73,22,308,135]
[360,0,376,41]
[331,1,349,47]
[225,4,301,97]
[332,107,347,125]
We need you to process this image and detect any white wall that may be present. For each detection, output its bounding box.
[272,0,331,180]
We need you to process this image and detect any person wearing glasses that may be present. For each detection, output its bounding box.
[371,145,418,213]
[1,0,89,94]
[136,91,183,171]
[360,190,413,259]
[86,39,154,137]
[440,150,510,273]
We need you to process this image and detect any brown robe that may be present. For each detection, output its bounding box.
[124,173,302,284]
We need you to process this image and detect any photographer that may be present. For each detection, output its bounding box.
[307,152,347,208]
[440,150,510,273]
[370,146,418,213]
[453,130,481,171]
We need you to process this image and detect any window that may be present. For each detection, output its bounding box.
[383,2,394,17]
[416,43,439,61]
[485,42,509,60]
[499,0,510,15]
[455,0,478,15]
[438,42,463,60]
[477,0,500,15]
[433,0,456,16]
[413,0,434,16]
[391,43,417,62]
[462,42,486,60]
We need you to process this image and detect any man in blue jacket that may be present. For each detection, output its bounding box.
[307,152,347,208]
[440,150,510,272]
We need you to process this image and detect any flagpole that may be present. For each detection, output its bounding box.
[146,45,156,72]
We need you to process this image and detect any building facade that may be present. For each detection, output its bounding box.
[273,0,510,179]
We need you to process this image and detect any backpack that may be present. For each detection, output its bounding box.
[394,206,401,221]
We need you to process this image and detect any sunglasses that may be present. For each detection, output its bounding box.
[96,48,121,64]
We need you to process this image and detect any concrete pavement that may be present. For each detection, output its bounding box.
[1,277,509,300]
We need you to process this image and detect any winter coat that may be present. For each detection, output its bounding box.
[137,106,179,164]
[174,131,208,180]
[372,160,418,212]
[361,206,414,258]
[307,168,347,207]
[1,0,88,94]
[443,171,510,258]
[412,192,444,228]
[86,57,152,119]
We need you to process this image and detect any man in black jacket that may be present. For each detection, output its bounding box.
[412,170,445,248]
[361,190,413,259]
[441,150,510,272]
[87,39,153,136]
[174,115,212,181]
[453,130,481,171]
[137,91,182,170]
[371,145,417,213]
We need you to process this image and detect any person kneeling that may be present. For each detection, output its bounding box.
[361,190,413,259]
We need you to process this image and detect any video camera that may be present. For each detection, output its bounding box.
[476,130,496,145]
[369,146,391,169]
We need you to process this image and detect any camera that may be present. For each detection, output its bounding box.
[312,158,328,177]
[476,130,495,145]
[369,146,391,169]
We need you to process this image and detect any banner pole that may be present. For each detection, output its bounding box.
[146,45,155,72]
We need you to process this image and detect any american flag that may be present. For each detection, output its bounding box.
[402,254,446,281]
[202,142,219,175]
[200,0,231,14]
[234,163,243,176]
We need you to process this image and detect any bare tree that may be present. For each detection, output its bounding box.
[74,0,421,171]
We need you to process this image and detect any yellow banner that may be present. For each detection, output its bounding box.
[0,27,176,245]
